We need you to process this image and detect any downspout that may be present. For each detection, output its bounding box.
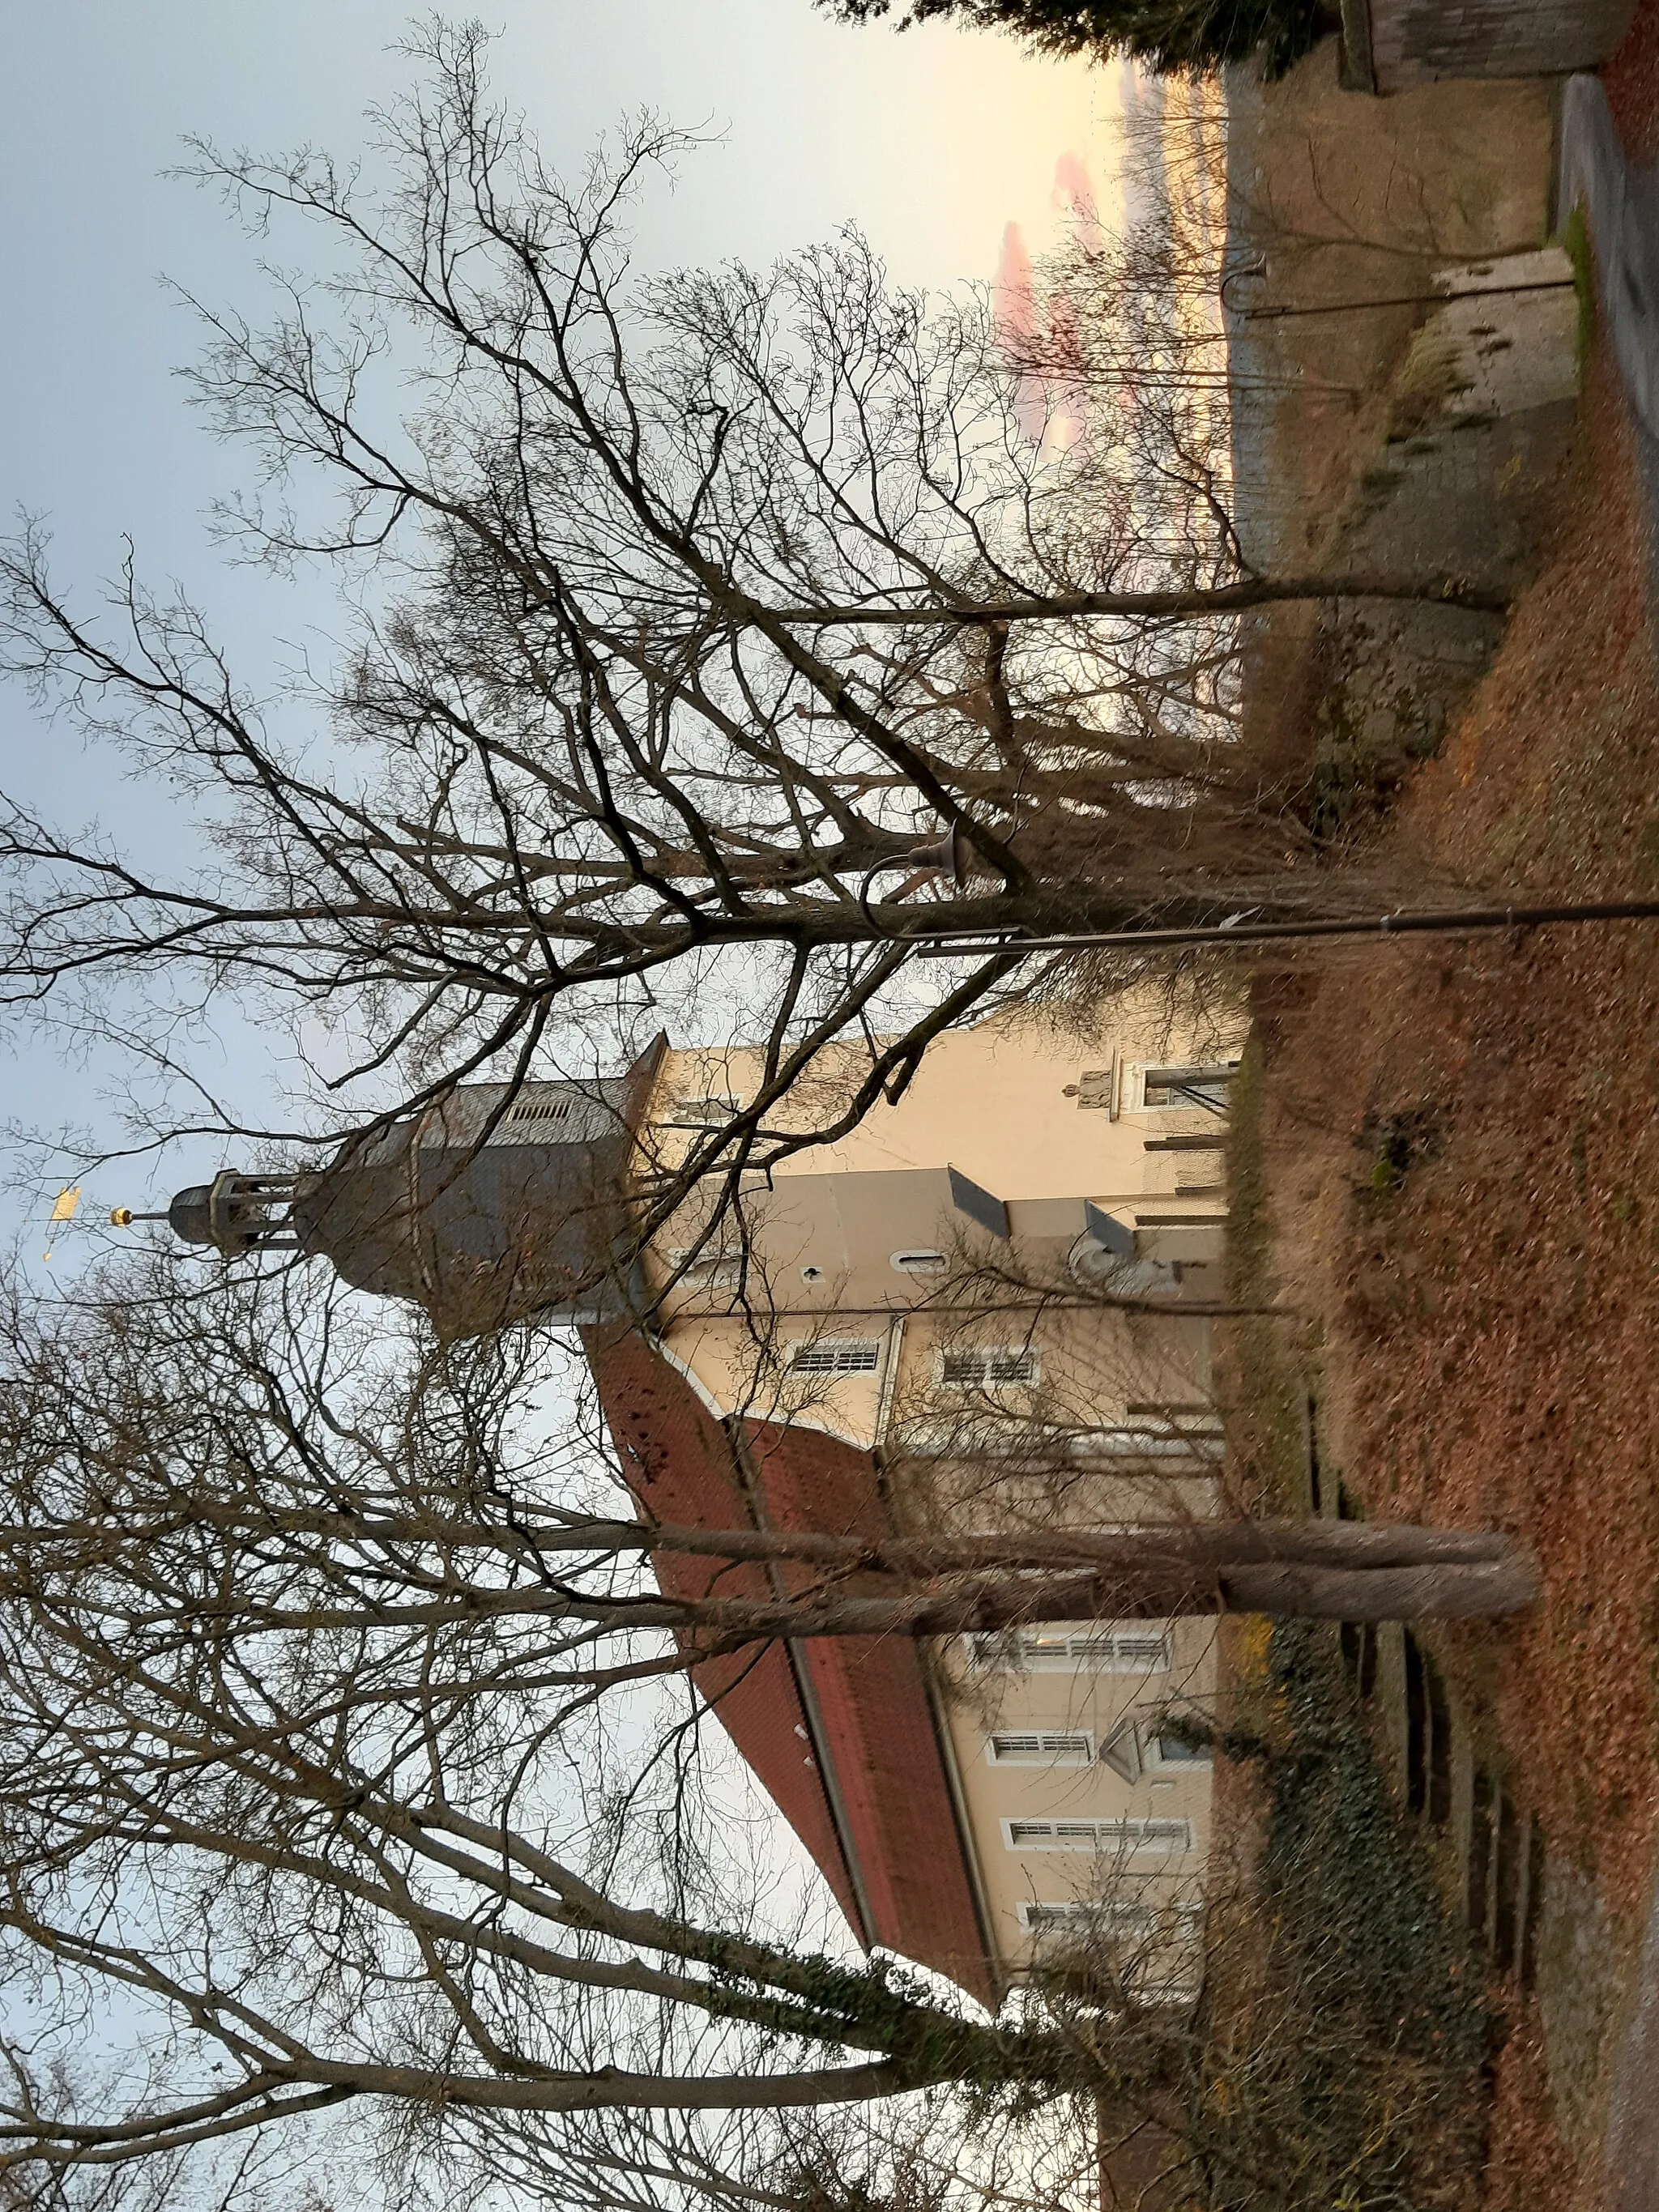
[872,1315,906,1447]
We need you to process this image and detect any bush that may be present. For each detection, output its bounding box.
[816,0,1332,78]
[1203,1622,1489,2209]
[1036,1622,1489,2210]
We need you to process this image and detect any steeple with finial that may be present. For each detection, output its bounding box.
[113,1171,302,1255]
[116,1040,667,1337]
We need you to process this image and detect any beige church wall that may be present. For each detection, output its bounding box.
[936,1616,1218,1975]
[644,1161,1229,1340]
[656,1296,1220,1451]
[638,993,1238,1987]
[639,996,1240,1361]
[647,996,1244,1208]
[645,1192,1227,1327]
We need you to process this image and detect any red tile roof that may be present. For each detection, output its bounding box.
[586,1327,994,2003]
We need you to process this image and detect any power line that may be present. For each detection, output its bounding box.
[909,897,1659,960]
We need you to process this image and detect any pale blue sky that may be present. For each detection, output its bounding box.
[0,1,1125,1243]
[0,6,1132,2054]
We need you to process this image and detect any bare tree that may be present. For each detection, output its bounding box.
[0,1258,1536,1698]
[0,1259,1176,2191]
[0,23,1490,1208]
[0,1270,1050,2185]
[0,1207,1529,2197]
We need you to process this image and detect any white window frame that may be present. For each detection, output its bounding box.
[787,1337,884,1377]
[1001,1817,1192,1855]
[1069,1426,1223,1465]
[936,1345,1040,1389]
[894,1414,1068,1459]
[1127,1060,1239,1114]
[1099,1716,1142,1784]
[1016,1899,1158,1937]
[1017,1897,1205,1935]
[984,1730,1094,1767]
[966,1626,1171,1675]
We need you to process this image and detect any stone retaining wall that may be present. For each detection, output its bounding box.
[1346,0,1634,91]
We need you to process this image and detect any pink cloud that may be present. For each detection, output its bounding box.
[992,223,1050,444]
[1051,151,1103,255]
[993,220,1037,343]
[1051,151,1097,221]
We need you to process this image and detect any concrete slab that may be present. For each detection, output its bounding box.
[1561,76,1659,439]
[1603,1873,1659,2210]
[1560,75,1659,611]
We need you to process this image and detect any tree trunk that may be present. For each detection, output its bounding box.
[634,1515,1525,1579]
[150,1518,1538,1639]
[650,1549,1537,1652]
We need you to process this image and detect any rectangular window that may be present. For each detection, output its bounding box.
[1003,1818,1192,1855]
[892,1414,1059,1459]
[1017,1900,1158,1937]
[986,1731,1094,1766]
[1152,1732,1213,1767]
[1138,1063,1237,1113]
[787,1339,882,1376]
[939,1346,1038,1387]
[968,1628,1170,1674]
[1073,1427,1220,1464]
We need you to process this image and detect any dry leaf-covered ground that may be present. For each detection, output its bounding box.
[1243,281,1659,2201]
[1261,337,1659,1906]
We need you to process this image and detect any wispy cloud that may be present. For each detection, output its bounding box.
[1051,151,1097,220]
[994,219,1038,342]
[992,221,1052,444]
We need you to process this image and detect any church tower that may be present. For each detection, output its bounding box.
[148,1040,665,1337]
